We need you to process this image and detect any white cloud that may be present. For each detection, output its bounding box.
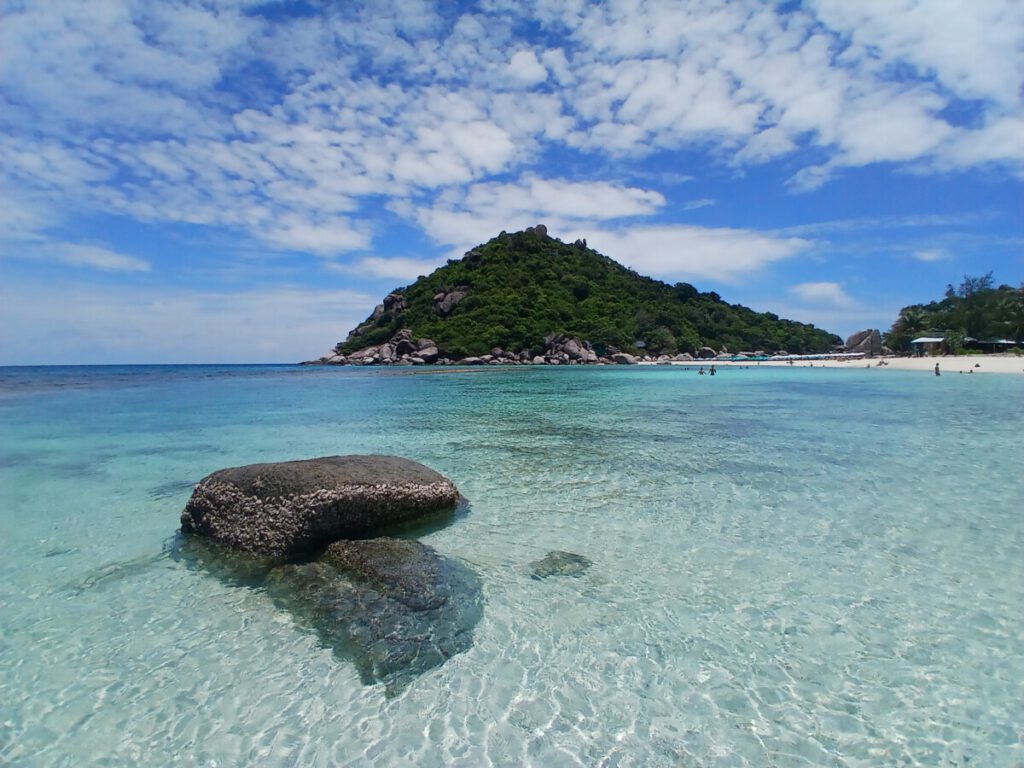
[0,279,374,365]
[913,248,952,263]
[463,178,665,220]
[808,0,1024,109]
[759,301,898,340]
[547,0,1024,178]
[339,256,443,281]
[56,244,151,273]
[410,177,668,256]
[776,212,988,237]
[0,238,152,273]
[941,115,1024,172]
[0,0,1017,366]
[568,225,813,283]
[0,0,1020,293]
[0,195,54,242]
[540,48,573,85]
[507,50,548,85]
[790,281,855,307]
[682,198,715,211]
[260,215,371,257]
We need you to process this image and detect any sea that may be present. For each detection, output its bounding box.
[1,363,1022,767]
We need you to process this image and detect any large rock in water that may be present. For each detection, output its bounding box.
[180,456,460,561]
[265,538,483,696]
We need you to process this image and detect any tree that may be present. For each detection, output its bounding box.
[885,305,928,352]
[1001,283,1024,342]
[887,273,1020,352]
[944,329,967,354]
[335,228,841,358]
[947,272,994,299]
[645,326,678,355]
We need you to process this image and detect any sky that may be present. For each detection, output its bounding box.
[1,0,1022,364]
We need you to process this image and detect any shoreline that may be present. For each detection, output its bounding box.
[673,354,1024,375]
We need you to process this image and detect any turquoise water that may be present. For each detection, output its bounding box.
[2,364,1022,767]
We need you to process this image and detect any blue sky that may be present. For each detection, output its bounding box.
[1,0,1021,364]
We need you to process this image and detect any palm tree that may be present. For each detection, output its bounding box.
[1000,284,1024,342]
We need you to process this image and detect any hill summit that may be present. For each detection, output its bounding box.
[323,226,839,363]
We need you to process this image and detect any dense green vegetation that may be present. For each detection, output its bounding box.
[337,228,840,358]
[885,273,1024,353]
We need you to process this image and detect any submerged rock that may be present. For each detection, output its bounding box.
[265,538,482,696]
[530,550,593,580]
[180,455,460,562]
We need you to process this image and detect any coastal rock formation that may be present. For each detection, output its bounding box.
[610,353,637,365]
[845,329,883,356]
[180,455,460,561]
[432,288,467,317]
[344,292,408,342]
[265,537,483,696]
[542,334,599,363]
[530,550,593,579]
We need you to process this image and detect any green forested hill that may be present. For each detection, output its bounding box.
[336,227,840,358]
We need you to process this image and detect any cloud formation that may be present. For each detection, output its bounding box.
[913,249,953,263]
[2,0,1020,261]
[0,279,372,364]
[573,225,813,283]
[0,0,1019,356]
[56,245,152,273]
[790,281,856,307]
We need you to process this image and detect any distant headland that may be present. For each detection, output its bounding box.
[304,226,842,366]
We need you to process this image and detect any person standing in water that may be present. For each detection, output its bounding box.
[709,364,716,376]
[934,362,940,376]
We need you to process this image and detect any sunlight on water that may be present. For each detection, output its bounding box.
[1,364,1022,766]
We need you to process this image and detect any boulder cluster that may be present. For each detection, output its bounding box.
[841,328,891,357]
[180,454,598,693]
[304,329,776,367]
[179,455,480,695]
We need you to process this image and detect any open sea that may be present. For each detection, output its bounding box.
[1,363,1022,767]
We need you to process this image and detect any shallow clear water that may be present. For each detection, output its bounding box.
[2,364,1022,767]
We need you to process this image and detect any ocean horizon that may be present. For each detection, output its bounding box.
[2,363,1022,766]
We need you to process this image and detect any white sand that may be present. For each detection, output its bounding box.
[697,355,1024,375]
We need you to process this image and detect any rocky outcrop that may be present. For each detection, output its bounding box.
[265,538,482,696]
[432,288,468,317]
[382,292,407,314]
[180,455,460,562]
[344,292,408,342]
[845,329,883,356]
[697,346,718,359]
[178,456,481,695]
[309,326,715,367]
[540,334,599,364]
[417,342,439,364]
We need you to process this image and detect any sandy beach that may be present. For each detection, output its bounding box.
[692,354,1024,375]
